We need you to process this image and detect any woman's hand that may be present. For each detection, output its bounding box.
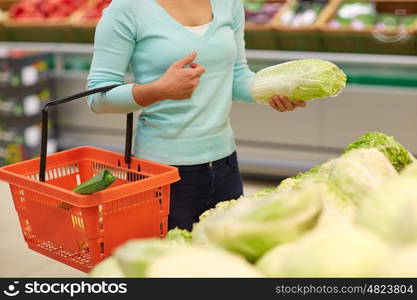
[157,51,205,100]
[268,95,306,112]
[132,51,205,107]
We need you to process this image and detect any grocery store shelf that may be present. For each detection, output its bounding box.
[0,42,94,54]
[1,42,417,66]
[246,50,417,66]
[346,84,417,95]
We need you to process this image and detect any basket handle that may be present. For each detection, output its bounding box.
[39,84,134,182]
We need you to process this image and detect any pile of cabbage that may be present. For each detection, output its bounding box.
[251,59,347,104]
[90,131,417,278]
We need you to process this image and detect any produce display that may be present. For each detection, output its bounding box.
[72,169,116,194]
[280,0,327,27]
[251,58,347,103]
[8,0,85,20]
[328,1,417,30]
[89,131,417,278]
[76,0,111,22]
[0,9,6,21]
[244,0,283,24]
[344,131,415,172]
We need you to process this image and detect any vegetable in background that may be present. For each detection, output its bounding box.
[165,227,192,244]
[256,225,389,277]
[280,0,327,27]
[114,239,183,277]
[357,176,417,245]
[89,257,124,278]
[379,245,417,277]
[89,131,417,278]
[251,59,346,104]
[73,169,116,194]
[244,0,282,24]
[344,131,415,172]
[278,171,354,227]
[399,15,417,27]
[329,1,376,29]
[400,161,417,177]
[192,199,241,245]
[197,183,325,262]
[111,238,260,278]
[250,186,278,198]
[328,148,398,204]
[330,1,417,30]
[146,246,261,278]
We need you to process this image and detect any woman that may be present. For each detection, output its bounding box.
[87,0,306,231]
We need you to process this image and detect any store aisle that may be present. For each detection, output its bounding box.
[0,179,274,277]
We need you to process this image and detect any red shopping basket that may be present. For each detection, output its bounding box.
[0,85,180,273]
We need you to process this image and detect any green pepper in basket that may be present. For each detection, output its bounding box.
[73,169,117,195]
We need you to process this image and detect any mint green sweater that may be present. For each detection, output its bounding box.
[87,0,256,165]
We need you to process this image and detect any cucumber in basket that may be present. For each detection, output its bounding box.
[73,169,117,195]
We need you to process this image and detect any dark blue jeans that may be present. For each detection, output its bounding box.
[168,151,243,231]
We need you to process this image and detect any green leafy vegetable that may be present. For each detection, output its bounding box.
[357,176,417,245]
[112,238,260,278]
[344,131,415,172]
[197,183,325,262]
[146,246,261,278]
[165,227,192,244]
[89,257,125,278]
[250,186,278,198]
[256,225,389,277]
[399,162,417,177]
[114,239,182,277]
[73,169,117,194]
[251,59,346,104]
[378,244,417,277]
[328,148,398,204]
[192,199,241,245]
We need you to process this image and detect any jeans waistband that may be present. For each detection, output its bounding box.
[172,152,237,171]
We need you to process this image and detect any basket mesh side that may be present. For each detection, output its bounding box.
[7,153,172,272]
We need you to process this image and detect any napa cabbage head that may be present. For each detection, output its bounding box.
[328,148,398,204]
[146,246,261,278]
[277,158,336,193]
[89,257,125,278]
[113,238,260,278]
[196,183,326,262]
[250,186,278,198]
[256,224,389,277]
[114,239,184,277]
[165,227,192,244]
[192,198,241,245]
[400,161,417,177]
[357,176,417,245]
[251,59,346,104]
[378,244,417,277]
[344,131,415,172]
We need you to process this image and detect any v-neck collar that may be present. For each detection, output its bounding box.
[151,0,217,40]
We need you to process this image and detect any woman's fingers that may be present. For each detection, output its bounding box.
[294,100,306,107]
[269,96,285,112]
[185,64,205,78]
[174,51,197,68]
[269,96,307,112]
[279,96,295,111]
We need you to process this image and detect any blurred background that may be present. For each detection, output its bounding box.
[0,0,416,276]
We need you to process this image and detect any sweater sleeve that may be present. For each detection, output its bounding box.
[231,0,256,103]
[87,0,142,114]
